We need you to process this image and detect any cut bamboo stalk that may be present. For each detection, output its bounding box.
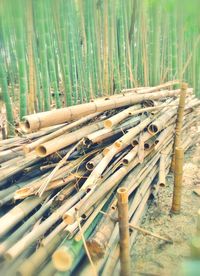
[17,232,65,276]
[158,152,166,187]
[86,152,104,171]
[5,191,85,260]
[104,104,141,128]
[171,147,184,214]
[114,116,153,149]
[117,187,131,276]
[23,112,101,152]
[41,221,66,246]
[36,121,103,157]
[122,146,138,165]
[0,199,52,256]
[52,213,100,272]
[171,83,187,170]
[0,196,44,237]
[74,193,111,242]
[22,89,181,132]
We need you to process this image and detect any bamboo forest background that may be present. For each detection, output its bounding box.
[0,0,200,131]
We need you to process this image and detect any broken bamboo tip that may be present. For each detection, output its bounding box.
[181,82,188,90]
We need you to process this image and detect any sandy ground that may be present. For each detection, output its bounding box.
[132,145,200,276]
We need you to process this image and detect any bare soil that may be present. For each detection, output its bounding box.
[132,145,200,276]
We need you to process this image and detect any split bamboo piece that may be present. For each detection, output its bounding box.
[22,89,181,132]
[117,187,131,276]
[171,147,184,214]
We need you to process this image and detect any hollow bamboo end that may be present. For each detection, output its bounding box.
[117,187,128,203]
[86,162,94,171]
[148,124,158,135]
[104,120,113,128]
[35,145,47,157]
[122,159,129,165]
[62,214,75,225]
[52,248,73,271]
[114,141,122,148]
[19,121,31,133]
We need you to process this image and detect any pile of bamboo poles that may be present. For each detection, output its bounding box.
[0,81,199,275]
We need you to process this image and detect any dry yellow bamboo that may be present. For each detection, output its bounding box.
[171,147,184,214]
[16,232,65,276]
[171,83,187,170]
[5,191,85,260]
[23,112,101,152]
[114,117,152,149]
[36,122,103,157]
[104,104,141,128]
[158,152,166,187]
[22,89,181,132]
[117,187,131,276]
[122,146,138,165]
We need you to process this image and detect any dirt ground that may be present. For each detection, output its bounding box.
[132,144,200,276]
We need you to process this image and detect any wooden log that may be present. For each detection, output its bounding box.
[171,147,184,214]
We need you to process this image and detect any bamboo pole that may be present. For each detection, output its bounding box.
[23,112,101,152]
[117,187,131,276]
[0,196,44,237]
[158,152,166,187]
[17,232,65,276]
[171,147,184,214]
[35,121,103,157]
[5,191,85,260]
[171,83,187,170]
[22,89,181,132]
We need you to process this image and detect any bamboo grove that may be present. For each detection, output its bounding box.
[0,0,200,135]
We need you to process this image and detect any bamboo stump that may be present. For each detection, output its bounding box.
[117,187,131,276]
[171,147,184,214]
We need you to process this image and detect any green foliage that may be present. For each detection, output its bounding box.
[0,0,200,122]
